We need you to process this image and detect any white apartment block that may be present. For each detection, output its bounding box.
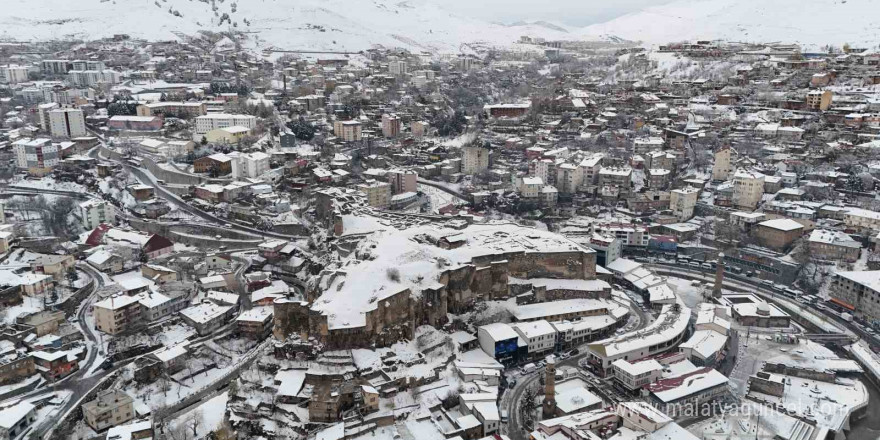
[48,108,87,138]
[579,154,603,186]
[78,199,115,230]
[68,70,121,87]
[533,159,554,184]
[82,390,134,431]
[38,102,59,131]
[229,151,271,179]
[670,186,699,221]
[519,177,543,200]
[194,113,257,138]
[389,60,408,76]
[732,168,765,210]
[1,65,30,84]
[462,146,490,175]
[72,60,106,71]
[556,163,584,194]
[512,320,557,356]
[357,181,392,210]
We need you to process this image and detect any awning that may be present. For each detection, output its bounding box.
[829,297,855,311]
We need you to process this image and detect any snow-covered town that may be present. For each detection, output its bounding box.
[1,2,880,440]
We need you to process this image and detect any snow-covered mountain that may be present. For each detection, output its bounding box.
[579,0,880,48]
[0,0,569,53]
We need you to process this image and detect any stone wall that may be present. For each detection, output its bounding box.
[763,363,836,382]
[139,156,207,186]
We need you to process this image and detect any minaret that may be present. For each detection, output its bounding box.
[542,355,557,418]
[713,252,725,299]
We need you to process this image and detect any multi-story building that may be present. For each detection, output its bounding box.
[593,223,650,247]
[844,208,880,234]
[387,169,417,195]
[77,199,115,230]
[807,229,861,262]
[611,359,663,392]
[82,390,135,431]
[512,320,556,358]
[806,90,833,110]
[93,294,143,335]
[753,218,804,251]
[48,108,86,138]
[669,187,699,221]
[236,307,274,339]
[136,102,207,118]
[711,147,733,181]
[411,121,429,138]
[389,60,407,76]
[37,102,59,131]
[13,138,59,175]
[478,323,519,364]
[71,60,105,71]
[519,177,543,202]
[193,114,257,140]
[556,163,583,195]
[381,113,401,138]
[462,145,490,175]
[732,168,764,210]
[357,180,391,210]
[67,69,121,87]
[0,65,30,84]
[646,168,671,188]
[646,368,728,417]
[40,60,70,75]
[179,302,235,336]
[579,155,603,186]
[228,151,270,179]
[532,159,555,185]
[333,120,362,141]
[830,271,880,323]
[598,167,632,193]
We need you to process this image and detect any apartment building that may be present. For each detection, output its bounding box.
[67,70,121,87]
[753,218,804,251]
[669,187,699,221]
[462,145,490,175]
[0,65,30,84]
[381,113,401,138]
[93,294,143,335]
[77,199,116,230]
[411,121,429,138]
[844,207,880,234]
[598,167,632,192]
[579,155,603,186]
[37,102,59,131]
[512,320,557,358]
[647,368,728,417]
[48,108,87,138]
[228,151,270,179]
[136,102,207,118]
[0,402,36,440]
[807,229,861,262]
[806,90,833,110]
[40,60,70,75]
[611,359,663,392]
[712,147,733,181]
[82,390,134,431]
[13,138,59,175]
[556,163,584,194]
[357,180,391,209]
[333,120,363,141]
[532,159,555,185]
[387,169,417,194]
[519,177,543,202]
[389,60,407,76]
[193,113,257,139]
[732,168,764,210]
[830,271,880,323]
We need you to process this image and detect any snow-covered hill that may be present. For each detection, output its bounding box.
[0,0,569,53]
[579,0,880,48]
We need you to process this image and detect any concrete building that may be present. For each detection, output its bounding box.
[381,113,401,138]
[13,138,58,176]
[357,180,391,209]
[670,187,699,221]
[556,164,583,195]
[806,90,833,110]
[0,65,30,84]
[462,145,490,175]
[754,218,804,251]
[732,168,765,210]
[808,229,861,262]
[78,199,115,230]
[611,359,663,392]
[333,120,362,141]
[93,294,142,335]
[711,147,733,181]
[229,151,270,179]
[389,60,407,76]
[193,113,257,140]
[387,169,417,195]
[136,102,207,118]
[37,103,59,131]
[411,121,429,138]
[67,69,121,87]
[646,368,728,417]
[478,323,519,364]
[41,60,70,75]
[179,302,235,336]
[82,390,134,431]
[0,402,36,440]
[512,320,556,358]
[830,271,880,323]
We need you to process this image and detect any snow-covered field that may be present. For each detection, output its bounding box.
[579,0,880,48]
[0,0,570,53]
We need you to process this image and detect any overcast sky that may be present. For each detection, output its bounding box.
[439,0,674,27]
